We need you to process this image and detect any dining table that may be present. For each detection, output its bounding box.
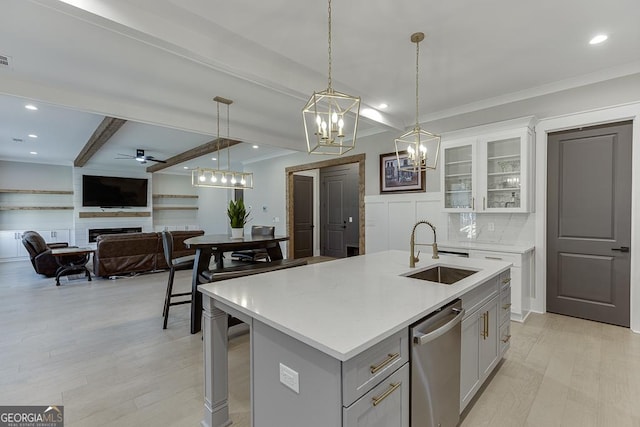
[183,233,289,334]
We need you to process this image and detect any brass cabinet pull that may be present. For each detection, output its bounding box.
[370,353,400,374]
[487,311,489,338]
[484,311,489,339]
[471,197,475,210]
[502,303,512,310]
[485,256,503,261]
[501,334,512,343]
[501,277,511,284]
[372,382,401,407]
[480,313,487,339]
[483,197,486,210]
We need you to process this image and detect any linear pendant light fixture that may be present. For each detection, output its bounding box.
[192,96,253,189]
[394,32,440,172]
[303,0,361,156]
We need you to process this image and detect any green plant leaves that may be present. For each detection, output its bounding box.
[227,199,251,228]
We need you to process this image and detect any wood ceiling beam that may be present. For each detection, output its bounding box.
[74,117,127,167]
[146,137,243,173]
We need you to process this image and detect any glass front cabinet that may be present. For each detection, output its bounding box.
[443,138,476,210]
[442,125,534,213]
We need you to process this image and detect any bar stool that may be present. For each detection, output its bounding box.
[161,230,196,329]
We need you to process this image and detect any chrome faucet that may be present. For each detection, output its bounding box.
[409,220,439,267]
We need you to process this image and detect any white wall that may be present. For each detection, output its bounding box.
[0,161,73,231]
[365,193,445,254]
[152,173,196,195]
[196,186,230,235]
[152,173,200,231]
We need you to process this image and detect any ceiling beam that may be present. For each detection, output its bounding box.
[74,117,127,167]
[146,138,243,173]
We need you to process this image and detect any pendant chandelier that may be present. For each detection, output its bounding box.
[394,32,441,172]
[192,96,253,189]
[302,0,361,156]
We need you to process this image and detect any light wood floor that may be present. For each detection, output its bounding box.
[1,260,640,426]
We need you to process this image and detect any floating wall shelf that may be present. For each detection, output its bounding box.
[152,194,198,199]
[79,212,151,218]
[0,189,73,194]
[0,206,74,211]
[153,206,199,211]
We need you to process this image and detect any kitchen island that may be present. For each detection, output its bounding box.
[198,249,511,427]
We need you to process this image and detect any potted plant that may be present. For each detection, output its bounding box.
[227,199,250,238]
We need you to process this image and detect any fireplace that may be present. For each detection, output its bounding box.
[88,227,142,243]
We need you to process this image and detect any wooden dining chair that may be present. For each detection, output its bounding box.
[231,225,275,262]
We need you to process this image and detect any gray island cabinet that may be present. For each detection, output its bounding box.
[198,250,511,427]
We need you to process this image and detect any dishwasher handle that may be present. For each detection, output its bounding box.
[413,307,465,346]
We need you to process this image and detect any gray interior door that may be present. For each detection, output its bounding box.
[547,121,632,327]
[320,163,359,258]
[293,174,314,259]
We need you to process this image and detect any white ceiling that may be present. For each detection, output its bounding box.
[0,0,639,173]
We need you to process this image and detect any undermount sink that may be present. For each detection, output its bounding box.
[404,265,477,285]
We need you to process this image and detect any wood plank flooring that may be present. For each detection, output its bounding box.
[1,259,639,426]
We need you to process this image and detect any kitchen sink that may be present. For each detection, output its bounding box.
[404,265,477,285]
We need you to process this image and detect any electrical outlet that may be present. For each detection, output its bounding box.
[273,217,280,223]
[279,363,299,393]
[488,222,495,232]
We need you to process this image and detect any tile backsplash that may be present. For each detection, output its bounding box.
[447,212,534,244]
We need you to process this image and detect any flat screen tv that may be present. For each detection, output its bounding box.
[82,175,148,207]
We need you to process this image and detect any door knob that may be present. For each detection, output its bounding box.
[612,246,630,252]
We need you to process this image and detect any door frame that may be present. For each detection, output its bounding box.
[534,103,640,333]
[285,153,365,259]
[292,173,316,258]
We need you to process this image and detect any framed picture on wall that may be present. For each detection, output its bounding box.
[380,151,425,193]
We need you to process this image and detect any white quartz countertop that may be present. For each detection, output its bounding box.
[439,240,535,254]
[199,250,511,361]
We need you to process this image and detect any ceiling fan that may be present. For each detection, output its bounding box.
[116,149,167,164]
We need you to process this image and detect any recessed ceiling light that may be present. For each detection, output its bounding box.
[589,34,608,45]
[360,108,383,121]
[183,166,189,169]
[252,145,259,149]
[378,103,388,109]
[211,157,217,161]
[29,151,37,155]
[25,104,38,111]
[28,134,38,138]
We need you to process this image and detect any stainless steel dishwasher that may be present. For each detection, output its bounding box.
[411,298,464,427]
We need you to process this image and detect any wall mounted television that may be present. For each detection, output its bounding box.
[82,175,148,207]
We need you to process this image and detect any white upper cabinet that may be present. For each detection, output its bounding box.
[441,119,535,213]
[442,138,476,211]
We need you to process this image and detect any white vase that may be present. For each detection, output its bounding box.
[230,227,244,239]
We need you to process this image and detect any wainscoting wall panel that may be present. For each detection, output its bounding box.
[365,193,444,254]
